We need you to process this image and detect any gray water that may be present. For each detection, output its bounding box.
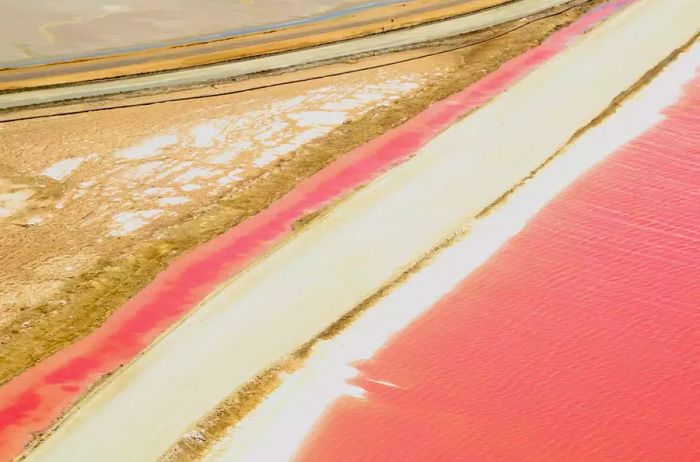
[0,0,402,67]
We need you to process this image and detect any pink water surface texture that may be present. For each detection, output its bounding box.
[0,1,634,459]
[296,59,700,462]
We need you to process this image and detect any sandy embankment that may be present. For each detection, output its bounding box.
[0,2,591,393]
[19,0,700,461]
[0,5,601,460]
[205,36,700,462]
[294,41,700,462]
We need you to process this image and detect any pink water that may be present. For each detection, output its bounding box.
[0,1,634,459]
[296,66,700,461]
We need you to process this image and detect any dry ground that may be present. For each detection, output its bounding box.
[0,1,600,386]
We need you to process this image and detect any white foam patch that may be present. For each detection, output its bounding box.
[115,134,177,159]
[108,210,163,237]
[181,184,202,192]
[42,157,85,181]
[202,43,700,462]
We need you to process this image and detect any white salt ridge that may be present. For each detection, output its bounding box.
[42,157,85,181]
[115,134,177,159]
[109,210,163,237]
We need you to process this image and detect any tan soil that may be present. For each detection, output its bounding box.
[0,0,600,383]
[0,1,598,389]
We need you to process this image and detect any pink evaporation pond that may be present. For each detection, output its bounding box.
[295,64,700,461]
[0,1,635,460]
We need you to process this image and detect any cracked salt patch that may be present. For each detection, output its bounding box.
[26,216,44,226]
[0,189,33,218]
[115,134,177,159]
[126,160,168,180]
[255,121,288,141]
[292,128,326,145]
[321,99,365,111]
[216,169,244,185]
[191,120,227,148]
[276,96,306,111]
[42,157,85,181]
[254,144,296,168]
[209,141,252,165]
[109,210,163,237]
[174,167,221,183]
[352,91,384,103]
[289,111,347,127]
[27,74,431,240]
[143,187,176,196]
[158,197,190,206]
[154,161,194,181]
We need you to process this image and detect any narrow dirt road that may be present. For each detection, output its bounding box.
[0,0,568,110]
